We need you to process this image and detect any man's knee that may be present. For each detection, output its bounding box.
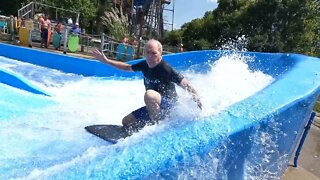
[122,113,136,126]
[144,90,161,105]
[122,113,140,134]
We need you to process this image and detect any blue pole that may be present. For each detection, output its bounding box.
[293,112,316,167]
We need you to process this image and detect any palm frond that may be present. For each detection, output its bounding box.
[101,7,131,40]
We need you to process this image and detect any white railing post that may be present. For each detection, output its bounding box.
[63,27,69,54]
[100,33,105,52]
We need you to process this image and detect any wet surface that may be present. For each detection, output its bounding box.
[283,115,320,179]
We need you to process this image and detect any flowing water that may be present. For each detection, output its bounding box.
[0,52,275,179]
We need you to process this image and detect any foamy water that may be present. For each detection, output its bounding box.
[0,53,274,179]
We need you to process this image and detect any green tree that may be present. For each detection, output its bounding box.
[0,0,31,16]
[243,0,320,55]
[240,0,285,52]
[162,29,183,46]
[47,0,96,30]
[207,0,255,48]
[176,0,319,56]
[181,18,208,50]
[93,1,113,34]
[193,38,211,50]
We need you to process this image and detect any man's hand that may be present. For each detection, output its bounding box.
[194,96,202,110]
[179,78,202,110]
[92,49,133,72]
[92,49,109,64]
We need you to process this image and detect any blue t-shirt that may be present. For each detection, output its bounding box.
[71,27,81,34]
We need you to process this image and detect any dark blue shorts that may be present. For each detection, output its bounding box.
[41,28,48,39]
[132,97,175,128]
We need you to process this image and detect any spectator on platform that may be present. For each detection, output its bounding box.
[38,15,51,48]
[179,43,184,52]
[116,36,128,61]
[67,17,73,25]
[127,38,138,61]
[54,21,63,34]
[70,22,81,35]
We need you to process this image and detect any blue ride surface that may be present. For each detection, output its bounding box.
[0,43,319,179]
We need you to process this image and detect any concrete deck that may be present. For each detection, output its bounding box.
[282,115,320,180]
[0,38,97,60]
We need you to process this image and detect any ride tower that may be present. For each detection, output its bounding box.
[113,0,174,40]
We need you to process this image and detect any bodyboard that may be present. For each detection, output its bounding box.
[116,44,126,61]
[53,32,62,49]
[126,46,135,61]
[19,28,29,47]
[85,125,129,144]
[68,35,79,52]
[47,30,51,47]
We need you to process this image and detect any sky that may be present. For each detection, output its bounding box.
[163,0,218,30]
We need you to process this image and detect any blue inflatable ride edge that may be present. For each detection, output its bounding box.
[0,67,50,96]
[0,43,296,78]
[0,43,286,95]
[0,43,319,178]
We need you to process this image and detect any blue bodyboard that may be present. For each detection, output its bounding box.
[116,44,126,61]
[52,33,62,49]
[126,46,135,61]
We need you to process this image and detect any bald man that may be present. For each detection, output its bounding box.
[93,39,202,133]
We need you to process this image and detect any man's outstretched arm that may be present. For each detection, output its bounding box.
[179,78,202,110]
[93,49,133,72]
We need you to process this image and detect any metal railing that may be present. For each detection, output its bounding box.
[79,33,177,60]
[5,17,177,60]
[100,33,142,61]
[18,2,34,19]
[17,1,79,23]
